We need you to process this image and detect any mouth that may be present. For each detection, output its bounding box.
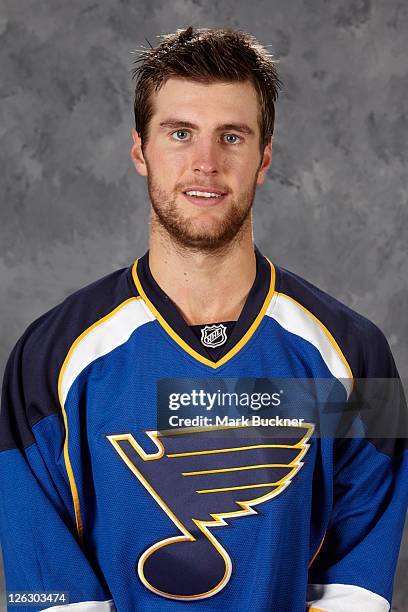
[182,188,228,207]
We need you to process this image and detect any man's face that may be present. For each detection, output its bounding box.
[131,77,272,252]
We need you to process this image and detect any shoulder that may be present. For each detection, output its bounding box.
[14,264,137,364]
[273,264,397,378]
[0,264,138,451]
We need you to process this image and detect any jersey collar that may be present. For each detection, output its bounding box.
[131,246,275,369]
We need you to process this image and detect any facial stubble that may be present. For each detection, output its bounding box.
[146,171,258,254]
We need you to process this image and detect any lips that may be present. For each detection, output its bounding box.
[182,192,228,207]
[182,186,227,196]
[181,186,228,207]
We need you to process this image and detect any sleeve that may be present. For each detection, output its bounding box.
[306,325,408,612]
[0,331,116,612]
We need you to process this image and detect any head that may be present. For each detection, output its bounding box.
[130,26,282,253]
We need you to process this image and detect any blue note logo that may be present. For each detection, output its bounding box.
[107,424,313,601]
[200,324,227,348]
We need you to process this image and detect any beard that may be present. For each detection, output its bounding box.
[146,173,258,254]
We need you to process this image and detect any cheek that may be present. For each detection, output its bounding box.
[146,150,183,186]
[156,147,189,176]
[226,145,261,171]
[229,156,261,184]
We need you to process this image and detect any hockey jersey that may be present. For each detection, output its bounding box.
[0,246,407,612]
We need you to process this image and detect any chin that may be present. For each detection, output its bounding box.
[172,226,242,252]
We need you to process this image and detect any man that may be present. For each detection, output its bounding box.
[0,26,407,612]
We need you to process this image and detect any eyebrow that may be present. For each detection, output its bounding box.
[159,119,255,136]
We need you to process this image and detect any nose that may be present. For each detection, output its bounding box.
[192,139,219,175]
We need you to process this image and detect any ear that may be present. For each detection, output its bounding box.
[256,139,273,185]
[130,128,148,177]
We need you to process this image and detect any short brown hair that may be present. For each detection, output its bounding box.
[131,26,282,153]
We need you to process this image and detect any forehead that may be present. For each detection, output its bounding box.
[151,77,260,126]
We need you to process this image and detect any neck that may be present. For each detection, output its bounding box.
[148,216,257,326]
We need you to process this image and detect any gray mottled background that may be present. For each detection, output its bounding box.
[1,0,407,609]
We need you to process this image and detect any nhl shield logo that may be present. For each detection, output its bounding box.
[200,324,227,348]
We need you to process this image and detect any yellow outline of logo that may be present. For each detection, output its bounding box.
[107,423,314,601]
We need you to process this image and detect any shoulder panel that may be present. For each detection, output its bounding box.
[0,264,138,452]
[275,266,397,379]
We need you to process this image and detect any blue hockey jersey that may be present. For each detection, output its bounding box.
[1,246,407,612]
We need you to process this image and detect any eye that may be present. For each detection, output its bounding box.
[223,133,241,145]
[171,129,190,141]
